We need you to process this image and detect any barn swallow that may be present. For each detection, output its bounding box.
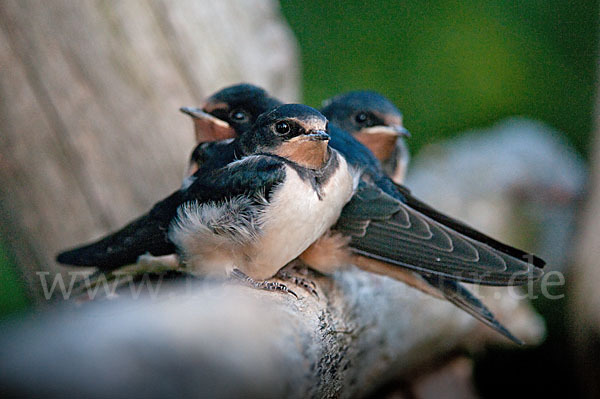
[321,91,411,183]
[319,91,535,341]
[178,85,545,343]
[180,84,282,175]
[57,105,357,292]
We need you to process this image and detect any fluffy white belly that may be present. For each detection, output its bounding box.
[241,157,354,279]
[170,153,355,280]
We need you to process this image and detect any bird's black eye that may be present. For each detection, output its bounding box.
[355,112,368,124]
[275,121,290,134]
[229,110,248,122]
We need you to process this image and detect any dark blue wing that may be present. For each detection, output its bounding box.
[335,182,543,286]
[183,155,286,204]
[423,275,523,344]
[56,155,286,269]
[393,182,545,269]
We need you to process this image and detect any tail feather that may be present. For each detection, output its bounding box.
[56,191,183,270]
[423,275,523,345]
[56,213,175,270]
[352,254,522,343]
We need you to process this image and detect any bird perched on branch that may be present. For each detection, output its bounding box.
[57,104,357,293]
[179,85,544,282]
[317,91,545,341]
[57,84,545,343]
[176,84,545,343]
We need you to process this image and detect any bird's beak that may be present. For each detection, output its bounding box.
[305,130,330,141]
[180,106,215,120]
[361,124,410,138]
[391,125,411,138]
[179,107,236,143]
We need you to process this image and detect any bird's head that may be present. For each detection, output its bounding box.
[241,104,331,170]
[321,91,409,162]
[180,83,282,143]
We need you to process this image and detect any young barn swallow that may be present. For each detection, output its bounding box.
[319,91,534,341]
[57,105,357,292]
[180,84,282,176]
[321,91,411,183]
[178,85,545,343]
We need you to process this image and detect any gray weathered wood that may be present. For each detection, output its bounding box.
[0,267,540,398]
[0,0,299,299]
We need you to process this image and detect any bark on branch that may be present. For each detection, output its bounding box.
[0,267,542,398]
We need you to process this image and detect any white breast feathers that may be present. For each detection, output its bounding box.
[169,152,357,280]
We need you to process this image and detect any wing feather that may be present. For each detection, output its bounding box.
[335,182,542,285]
[394,183,546,269]
[56,155,286,270]
[423,276,523,344]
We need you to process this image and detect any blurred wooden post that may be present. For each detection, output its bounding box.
[570,44,600,398]
[0,0,299,300]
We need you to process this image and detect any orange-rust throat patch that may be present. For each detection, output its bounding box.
[354,131,398,162]
[193,118,236,143]
[273,138,329,170]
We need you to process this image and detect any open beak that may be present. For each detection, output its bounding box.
[179,106,236,143]
[305,130,330,141]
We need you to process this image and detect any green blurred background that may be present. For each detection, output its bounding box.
[280,0,598,158]
[0,1,598,394]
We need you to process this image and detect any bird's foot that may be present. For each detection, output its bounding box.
[275,264,319,299]
[230,269,298,299]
